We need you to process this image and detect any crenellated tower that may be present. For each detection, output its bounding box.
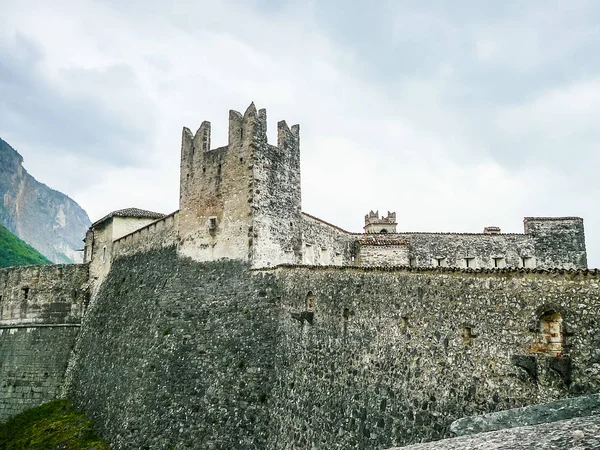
[178,103,302,267]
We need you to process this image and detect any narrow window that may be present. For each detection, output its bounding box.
[493,257,504,268]
[343,308,350,321]
[409,257,416,267]
[102,246,107,264]
[434,257,446,267]
[521,256,534,268]
[462,326,476,345]
[320,248,328,265]
[306,291,315,310]
[304,244,314,265]
[540,311,563,356]
[22,287,29,300]
[208,217,217,230]
[465,257,475,268]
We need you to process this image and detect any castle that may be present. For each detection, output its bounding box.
[1,104,598,450]
[83,103,586,285]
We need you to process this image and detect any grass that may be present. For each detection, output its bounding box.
[0,399,110,450]
[0,223,51,268]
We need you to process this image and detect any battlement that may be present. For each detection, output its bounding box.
[178,103,302,267]
[364,210,397,233]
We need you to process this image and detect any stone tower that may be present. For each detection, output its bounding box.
[364,211,397,234]
[178,103,302,267]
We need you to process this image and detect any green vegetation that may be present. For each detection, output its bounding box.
[0,223,51,268]
[0,399,110,449]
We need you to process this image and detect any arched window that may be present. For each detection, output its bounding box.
[539,311,563,356]
[379,229,388,234]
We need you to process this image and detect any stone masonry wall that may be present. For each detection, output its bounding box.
[67,248,280,450]
[268,266,600,448]
[0,263,89,421]
[524,218,587,269]
[65,246,600,449]
[300,213,355,265]
[395,233,535,268]
[251,118,303,268]
[358,244,410,266]
[113,212,179,259]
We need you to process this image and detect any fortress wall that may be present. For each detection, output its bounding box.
[267,266,600,449]
[396,233,535,268]
[112,212,179,260]
[524,218,587,269]
[64,247,600,449]
[300,213,355,265]
[0,264,89,421]
[67,247,280,450]
[358,244,410,266]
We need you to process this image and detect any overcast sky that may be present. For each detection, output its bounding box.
[1,0,599,267]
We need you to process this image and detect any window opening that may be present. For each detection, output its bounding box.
[22,287,30,300]
[537,311,563,356]
[465,257,475,268]
[493,257,504,268]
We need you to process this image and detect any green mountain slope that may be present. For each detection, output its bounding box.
[0,223,51,268]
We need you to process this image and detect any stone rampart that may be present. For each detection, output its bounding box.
[301,213,355,265]
[0,263,89,420]
[112,211,179,260]
[65,246,600,449]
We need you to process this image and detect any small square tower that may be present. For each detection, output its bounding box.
[364,211,397,234]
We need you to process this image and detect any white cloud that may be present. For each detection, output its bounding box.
[1,0,599,267]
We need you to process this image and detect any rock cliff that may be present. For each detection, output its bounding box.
[0,137,90,263]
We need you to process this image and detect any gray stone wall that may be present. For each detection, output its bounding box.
[65,246,600,449]
[0,263,89,421]
[112,212,179,260]
[267,266,600,448]
[395,232,535,269]
[251,118,303,268]
[524,217,587,269]
[300,213,355,265]
[358,243,410,266]
[67,248,280,449]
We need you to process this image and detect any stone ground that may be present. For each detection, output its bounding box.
[392,415,600,449]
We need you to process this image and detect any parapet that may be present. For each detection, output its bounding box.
[364,210,397,234]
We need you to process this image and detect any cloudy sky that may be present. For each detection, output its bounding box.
[1,0,599,267]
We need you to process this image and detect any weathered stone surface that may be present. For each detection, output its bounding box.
[63,247,600,449]
[0,263,89,421]
[451,394,600,436]
[390,415,600,449]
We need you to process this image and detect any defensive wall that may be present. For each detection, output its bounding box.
[65,247,600,449]
[0,263,89,420]
[0,104,595,450]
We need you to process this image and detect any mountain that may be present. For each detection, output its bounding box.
[0,223,51,267]
[0,138,91,263]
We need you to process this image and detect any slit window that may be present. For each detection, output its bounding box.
[102,246,107,264]
[22,287,30,300]
[464,257,475,268]
[521,256,535,268]
[493,257,505,268]
[434,257,446,267]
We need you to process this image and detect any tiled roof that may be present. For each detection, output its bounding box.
[259,264,600,276]
[91,208,166,227]
[358,238,408,246]
[524,217,583,222]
